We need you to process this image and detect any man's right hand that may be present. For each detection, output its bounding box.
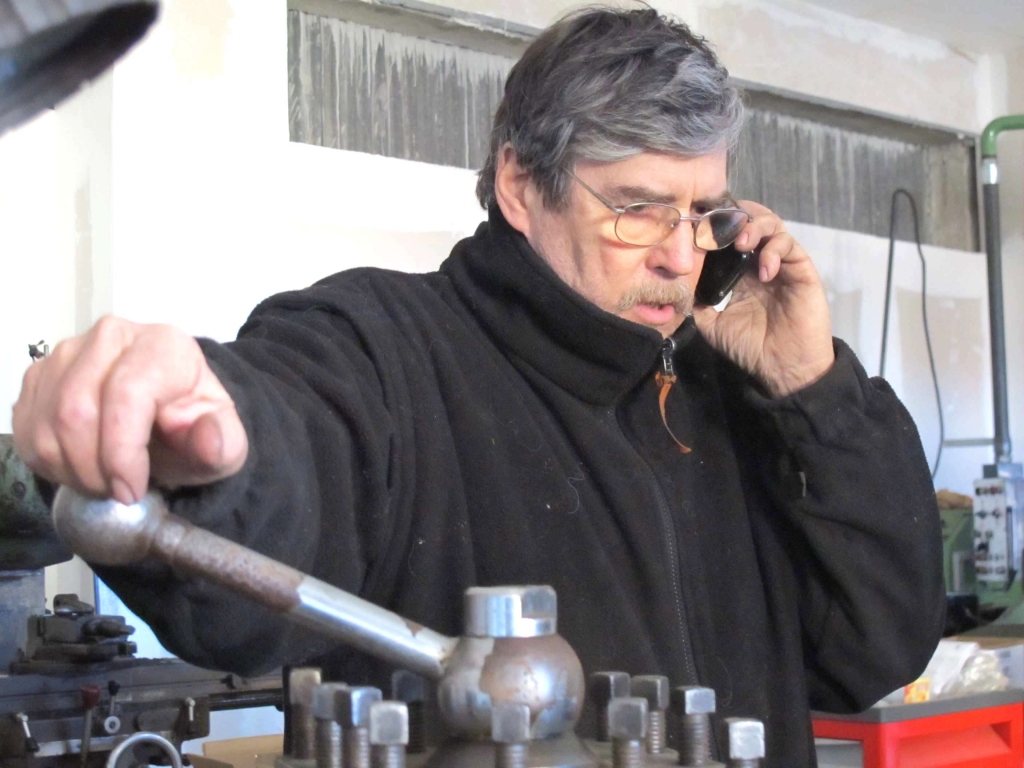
[12,316,248,505]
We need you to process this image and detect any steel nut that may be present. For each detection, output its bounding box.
[630,675,669,710]
[671,686,715,715]
[369,701,409,746]
[607,698,648,741]
[491,701,531,744]
[339,687,383,728]
[726,718,765,760]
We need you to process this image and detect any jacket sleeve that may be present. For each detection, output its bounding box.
[739,340,945,712]
[94,291,399,675]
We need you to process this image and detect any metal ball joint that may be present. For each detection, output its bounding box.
[439,585,584,738]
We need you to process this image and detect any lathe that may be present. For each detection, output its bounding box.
[0,435,282,767]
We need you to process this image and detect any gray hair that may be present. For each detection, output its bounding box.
[476,6,745,210]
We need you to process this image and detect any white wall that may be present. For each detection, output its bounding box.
[792,221,994,494]
[0,69,116,608]
[439,0,985,134]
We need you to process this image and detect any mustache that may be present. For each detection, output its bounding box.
[613,281,694,315]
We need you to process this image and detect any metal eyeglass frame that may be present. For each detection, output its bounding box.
[566,168,752,249]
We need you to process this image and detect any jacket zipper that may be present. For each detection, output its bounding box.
[661,337,677,377]
[617,337,697,684]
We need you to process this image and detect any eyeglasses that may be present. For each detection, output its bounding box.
[567,169,752,250]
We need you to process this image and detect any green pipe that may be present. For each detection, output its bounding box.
[981,115,1024,465]
[981,114,1024,156]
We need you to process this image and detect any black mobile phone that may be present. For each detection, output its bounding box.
[695,244,756,306]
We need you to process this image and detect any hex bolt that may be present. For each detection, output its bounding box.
[590,671,630,741]
[313,683,349,768]
[725,718,764,768]
[608,697,647,768]
[631,675,669,754]
[672,686,716,766]
[339,686,383,768]
[491,701,531,768]
[287,667,322,759]
[391,670,428,754]
[369,701,409,768]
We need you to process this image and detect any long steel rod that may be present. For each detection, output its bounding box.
[52,488,456,679]
[983,179,1012,464]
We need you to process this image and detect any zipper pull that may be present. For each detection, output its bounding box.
[660,338,676,377]
[654,338,690,454]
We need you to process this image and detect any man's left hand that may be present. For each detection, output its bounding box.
[692,201,835,398]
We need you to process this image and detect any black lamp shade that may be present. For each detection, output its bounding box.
[0,0,158,135]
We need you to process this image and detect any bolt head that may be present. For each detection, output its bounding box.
[491,701,531,744]
[338,687,383,728]
[589,671,630,706]
[671,686,715,715]
[607,697,647,741]
[630,675,669,710]
[726,718,765,760]
[287,668,323,707]
[464,585,557,638]
[369,701,409,746]
[312,683,349,721]
[391,670,428,703]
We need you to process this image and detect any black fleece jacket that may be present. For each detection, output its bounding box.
[97,209,944,766]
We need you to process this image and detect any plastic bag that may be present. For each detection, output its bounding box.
[940,650,1008,697]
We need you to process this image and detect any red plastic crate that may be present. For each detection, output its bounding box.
[813,702,1024,767]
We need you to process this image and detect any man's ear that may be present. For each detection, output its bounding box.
[493,143,533,237]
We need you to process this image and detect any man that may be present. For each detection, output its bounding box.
[12,7,942,765]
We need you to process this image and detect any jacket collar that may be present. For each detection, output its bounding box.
[441,207,698,406]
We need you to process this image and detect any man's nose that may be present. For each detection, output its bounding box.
[649,221,697,276]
